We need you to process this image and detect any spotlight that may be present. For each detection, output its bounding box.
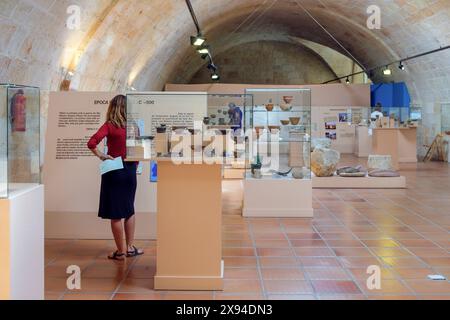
[191,35,206,47]
[346,77,350,84]
[197,46,210,54]
[383,66,392,76]
[68,70,74,77]
[211,73,220,81]
[399,62,405,70]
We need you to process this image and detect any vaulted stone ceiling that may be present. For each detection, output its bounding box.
[1,0,449,107]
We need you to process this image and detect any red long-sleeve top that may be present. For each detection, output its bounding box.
[87,122,127,159]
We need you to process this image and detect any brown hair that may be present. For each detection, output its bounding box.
[106,95,126,128]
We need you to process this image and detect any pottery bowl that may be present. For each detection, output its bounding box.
[280,120,290,126]
[289,117,301,125]
[265,104,274,112]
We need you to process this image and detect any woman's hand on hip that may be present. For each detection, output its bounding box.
[100,154,115,161]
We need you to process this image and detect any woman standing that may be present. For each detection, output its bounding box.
[88,95,144,261]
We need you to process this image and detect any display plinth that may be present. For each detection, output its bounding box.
[312,175,406,189]
[372,128,417,170]
[243,174,313,218]
[355,126,372,157]
[0,184,44,300]
[155,159,223,291]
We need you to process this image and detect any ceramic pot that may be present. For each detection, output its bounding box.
[280,104,292,111]
[265,104,274,112]
[283,96,294,104]
[280,120,290,126]
[290,117,301,125]
[269,125,281,132]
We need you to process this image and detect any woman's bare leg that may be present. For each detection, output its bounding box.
[124,215,135,248]
[125,215,143,254]
[111,219,126,255]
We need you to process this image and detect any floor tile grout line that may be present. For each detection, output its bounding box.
[247,219,268,300]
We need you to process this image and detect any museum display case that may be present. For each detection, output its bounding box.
[242,88,313,218]
[206,94,252,179]
[0,84,43,300]
[0,84,41,199]
[244,88,312,180]
[371,106,411,126]
[125,92,253,178]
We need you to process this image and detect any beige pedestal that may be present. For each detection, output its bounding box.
[154,160,223,291]
[355,126,372,157]
[0,184,44,300]
[372,128,417,170]
[243,174,313,218]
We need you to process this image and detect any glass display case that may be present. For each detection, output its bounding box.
[125,92,252,178]
[244,88,311,180]
[0,84,41,199]
[371,106,410,125]
[206,94,253,178]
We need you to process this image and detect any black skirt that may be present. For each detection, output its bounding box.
[98,162,137,220]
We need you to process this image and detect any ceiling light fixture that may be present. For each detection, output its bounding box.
[346,77,350,84]
[197,46,210,55]
[191,35,206,47]
[211,73,220,81]
[383,66,392,76]
[399,62,405,70]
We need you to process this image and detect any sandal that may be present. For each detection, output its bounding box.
[108,251,126,261]
[126,245,144,258]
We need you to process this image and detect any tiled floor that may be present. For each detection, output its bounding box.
[45,159,450,300]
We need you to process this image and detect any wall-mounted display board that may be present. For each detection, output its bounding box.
[44,92,158,239]
[311,106,370,154]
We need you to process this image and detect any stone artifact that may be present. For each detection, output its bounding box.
[311,148,340,177]
[368,155,393,171]
[292,167,309,179]
[271,168,292,177]
[311,138,332,151]
[337,165,367,177]
[340,172,367,177]
[368,169,400,177]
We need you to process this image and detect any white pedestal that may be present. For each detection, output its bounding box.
[0,184,44,300]
[243,174,313,218]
